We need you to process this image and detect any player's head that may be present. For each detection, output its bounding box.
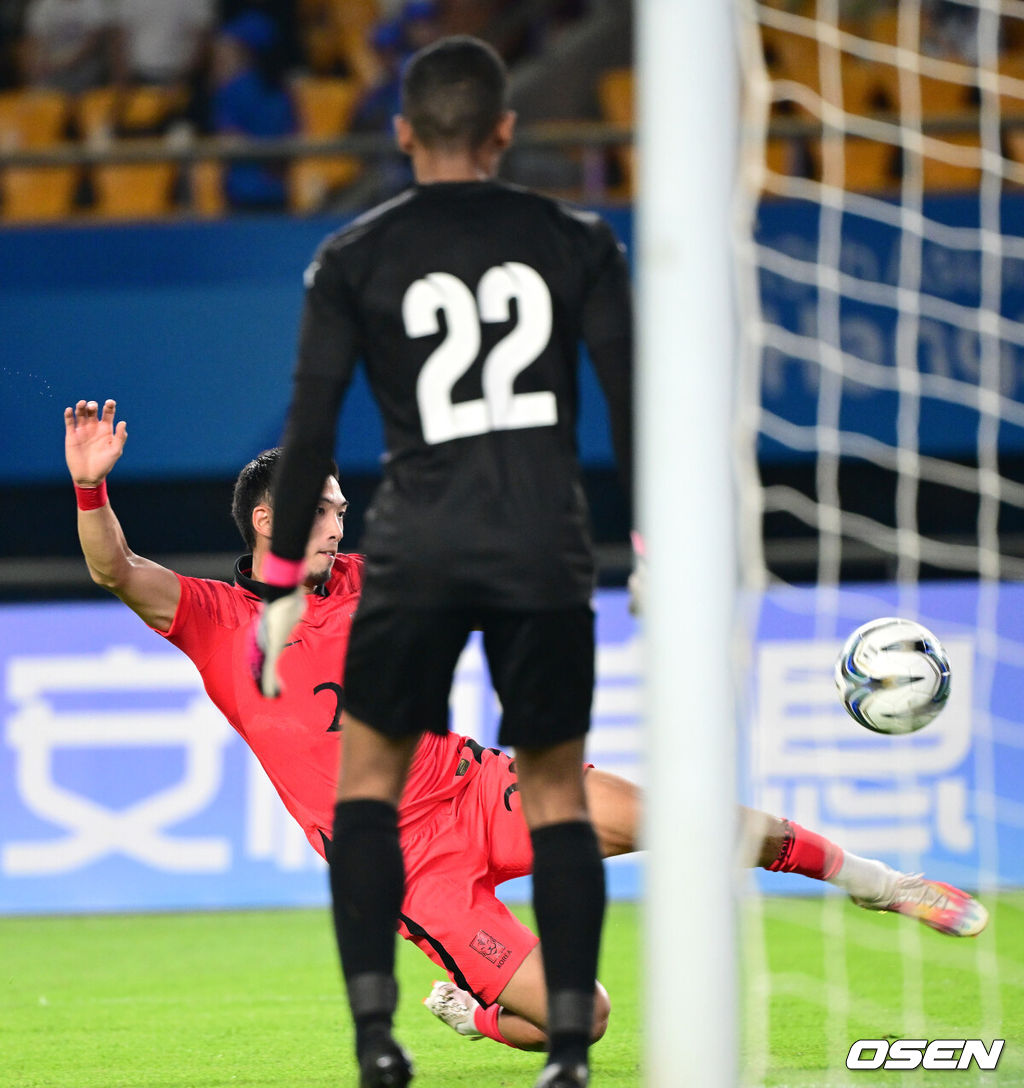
[232,448,346,586]
[396,35,513,160]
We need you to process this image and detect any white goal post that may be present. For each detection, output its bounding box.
[637,3,739,1086]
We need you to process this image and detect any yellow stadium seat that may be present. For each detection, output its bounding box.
[1004,128,1024,180]
[288,75,362,212]
[331,0,381,87]
[597,67,634,197]
[998,49,1024,121]
[845,138,898,191]
[299,0,379,80]
[89,159,175,218]
[189,159,226,217]
[0,89,78,221]
[2,165,78,221]
[868,10,906,48]
[920,132,982,190]
[872,62,974,119]
[0,88,67,147]
[764,137,794,178]
[76,86,116,139]
[77,87,179,218]
[77,85,187,139]
[834,56,886,118]
[292,75,362,138]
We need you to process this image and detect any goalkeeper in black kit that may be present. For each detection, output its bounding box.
[251,35,633,1088]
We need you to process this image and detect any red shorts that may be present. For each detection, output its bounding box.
[397,746,538,1006]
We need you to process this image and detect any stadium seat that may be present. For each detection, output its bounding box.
[998,49,1024,121]
[2,165,79,221]
[1004,127,1024,179]
[189,159,226,217]
[77,87,179,218]
[834,55,887,119]
[764,137,794,178]
[91,160,177,218]
[814,137,898,192]
[0,89,78,222]
[867,9,906,48]
[596,67,634,197]
[769,27,822,98]
[288,75,362,212]
[919,132,982,189]
[1003,53,1024,176]
[331,0,381,87]
[298,0,379,82]
[872,62,975,119]
[76,86,116,138]
[77,85,187,138]
[119,85,188,134]
[0,88,68,147]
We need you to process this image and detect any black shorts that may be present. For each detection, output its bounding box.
[343,603,595,748]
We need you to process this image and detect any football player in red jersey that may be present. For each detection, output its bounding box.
[64,399,989,1052]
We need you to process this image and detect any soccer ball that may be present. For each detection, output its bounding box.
[834,617,951,735]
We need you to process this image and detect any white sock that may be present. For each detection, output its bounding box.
[826,852,897,902]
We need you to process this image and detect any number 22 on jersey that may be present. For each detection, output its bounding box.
[402,261,557,445]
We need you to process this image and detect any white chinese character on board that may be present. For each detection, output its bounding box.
[3,646,232,875]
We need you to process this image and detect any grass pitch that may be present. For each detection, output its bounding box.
[2,894,1021,1087]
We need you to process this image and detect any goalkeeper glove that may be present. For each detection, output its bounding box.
[247,584,307,699]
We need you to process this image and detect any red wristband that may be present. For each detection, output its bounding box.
[74,480,108,511]
[262,552,304,588]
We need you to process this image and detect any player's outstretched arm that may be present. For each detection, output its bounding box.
[65,398,181,632]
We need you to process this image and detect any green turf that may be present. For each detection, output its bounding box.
[0,902,638,1088]
[2,895,1022,1087]
[747,890,1024,1087]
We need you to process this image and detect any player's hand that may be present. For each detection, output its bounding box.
[248,589,307,698]
[64,399,127,486]
[628,530,646,616]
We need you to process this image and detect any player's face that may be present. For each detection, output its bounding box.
[303,477,347,586]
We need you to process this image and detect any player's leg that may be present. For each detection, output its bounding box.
[582,782,986,935]
[743,806,988,936]
[334,604,471,1086]
[494,947,610,1049]
[426,949,610,1051]
[484,604,603,1088]
[514,739,604,1088]
[584,768,639,857]
[331,716,418,1086]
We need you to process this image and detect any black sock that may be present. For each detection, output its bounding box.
[530,819,606,1068]
[329,799,404,1057]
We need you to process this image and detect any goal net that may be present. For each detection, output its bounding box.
[734,0,1023,1081]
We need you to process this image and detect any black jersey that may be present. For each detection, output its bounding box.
[270,178,633,609]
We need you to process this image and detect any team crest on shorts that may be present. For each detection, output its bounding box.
[470,929,511,967]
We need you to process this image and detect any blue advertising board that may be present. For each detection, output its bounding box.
[756,193,1024,460]
[1,579,1021,915]
[8,194,1024,484]
[0,587,641,913]
[0,211,630,485]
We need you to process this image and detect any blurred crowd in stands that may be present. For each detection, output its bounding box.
[0,0,634,219]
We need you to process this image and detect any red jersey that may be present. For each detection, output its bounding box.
[155,554,487,857]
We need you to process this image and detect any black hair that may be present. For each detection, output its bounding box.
[400,35,508,151]
[231,448,340,551]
